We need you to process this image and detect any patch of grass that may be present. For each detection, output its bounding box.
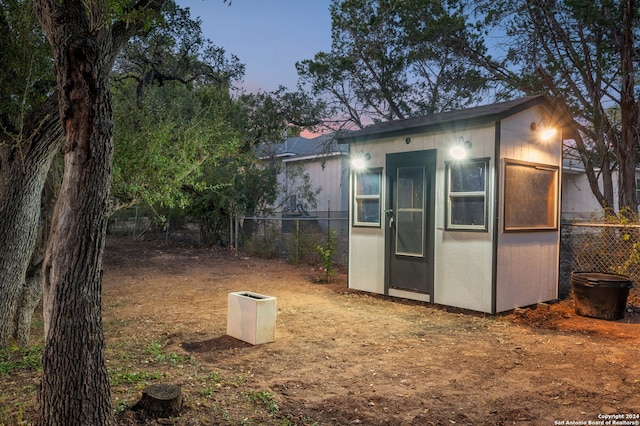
[203,371,224,382]
[30,317,44,331]
[146,341,188,365]
[246,390,279,414]
[109,368,162,386]
[0,405,26,426]
[102,318,133,332]
[199,387,214,398]
[114,400,132,414]
[0,345,43,376]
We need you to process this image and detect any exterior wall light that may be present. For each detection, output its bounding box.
[351,151,371,170]
[530,118,557,141]
[449,137,472,160]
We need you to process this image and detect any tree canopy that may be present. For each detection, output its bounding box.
[300,0,640,216]
[458,0,640,215]
[296,0,487,130]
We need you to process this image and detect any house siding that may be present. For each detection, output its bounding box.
[283,156,348,215]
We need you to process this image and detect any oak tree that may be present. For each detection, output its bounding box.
[33,0,164,423]
[463,0,640,215]
[297,0,487,130]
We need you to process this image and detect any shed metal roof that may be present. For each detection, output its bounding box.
[337,95,560,143]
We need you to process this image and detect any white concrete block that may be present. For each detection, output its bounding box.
[227,291,276,345]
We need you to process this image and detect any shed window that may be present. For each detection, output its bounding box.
[446,159,489,231]
[353,168,382,227]
[504,159,558,231]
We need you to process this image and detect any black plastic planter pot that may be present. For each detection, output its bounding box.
[571,272,633,320]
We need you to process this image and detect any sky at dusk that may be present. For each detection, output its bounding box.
[176,0,334,93]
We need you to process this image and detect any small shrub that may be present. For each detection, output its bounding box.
[315,230,337,283]
[243,222,282,259]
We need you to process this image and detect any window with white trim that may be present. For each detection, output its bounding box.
[353,168,382,227]
[446,159,489,231]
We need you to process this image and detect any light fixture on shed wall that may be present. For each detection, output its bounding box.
[530,118,557,141]
[351,150,371,170]
[450,137,472,160]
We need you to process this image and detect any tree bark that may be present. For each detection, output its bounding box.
[35,2,115,421]
[13,162,59,346]
[618,0,639,216]
[0,94,62,347]
[34,0,163,423]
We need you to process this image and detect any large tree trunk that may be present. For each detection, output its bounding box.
[0,95,62,347]
[618,0,639,216]
[36,2,115,422]
[35,0,163,423]
[0,0,163,349]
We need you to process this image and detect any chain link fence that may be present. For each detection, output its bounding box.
[107,206,201,243]
[236,213,348,266]
[562,222,640,297]
[107,207,349,266]
[111,210,640,300]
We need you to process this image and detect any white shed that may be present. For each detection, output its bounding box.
[339,95,570,314]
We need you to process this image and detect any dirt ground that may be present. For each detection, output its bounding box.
[92,236,640,426]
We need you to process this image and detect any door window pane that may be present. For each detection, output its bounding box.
[396,167,424,256]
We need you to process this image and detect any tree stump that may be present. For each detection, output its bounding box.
[133,384,183,418]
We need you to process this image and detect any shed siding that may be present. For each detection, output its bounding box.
[432,125,495,313]
[495,107,561,312]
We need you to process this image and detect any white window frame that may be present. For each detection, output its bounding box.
[353,168,382,227]
[445,158,489,231]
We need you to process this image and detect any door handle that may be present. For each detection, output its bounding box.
[385,209,394,228]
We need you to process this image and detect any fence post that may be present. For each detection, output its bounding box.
[229,209,233,252]
[133,206,138,239]
[327,200,331,241]
[235,214,239,251]
[296,218,300,262]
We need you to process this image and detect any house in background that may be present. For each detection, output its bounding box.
[561,151,640,221]
[339,95,571,314]
[263,133,350,234]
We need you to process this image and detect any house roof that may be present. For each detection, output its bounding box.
[261,133,348,162]
[338,95,563,143]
